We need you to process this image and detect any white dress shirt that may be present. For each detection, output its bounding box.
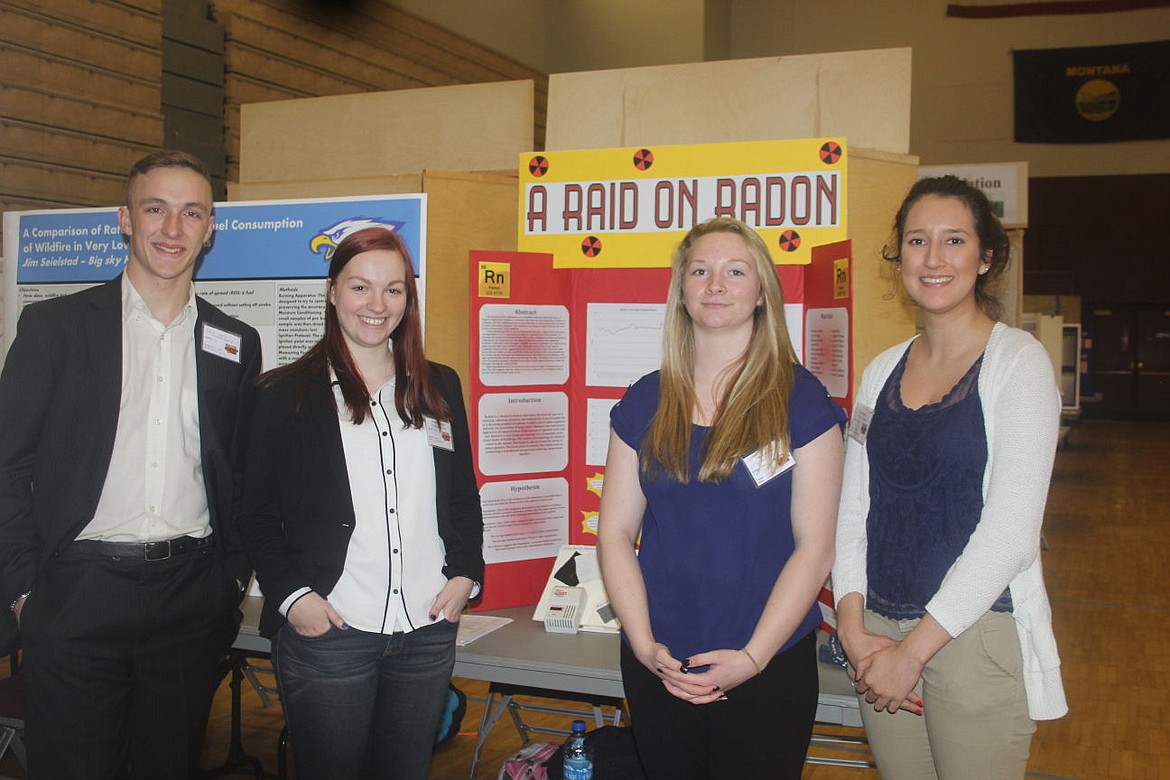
[80,275,209,542]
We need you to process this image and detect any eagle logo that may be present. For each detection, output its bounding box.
[309,217,404,260]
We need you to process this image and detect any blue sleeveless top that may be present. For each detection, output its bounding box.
[865,345,1012,620]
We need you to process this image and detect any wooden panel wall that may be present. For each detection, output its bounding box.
[0,0,164,244]
[1,0,547,247]
[163,5,228,197]
[209,0,548,183]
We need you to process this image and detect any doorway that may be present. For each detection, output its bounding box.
[1083,305,1170,420]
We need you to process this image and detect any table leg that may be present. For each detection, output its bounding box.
[202,650,268,780]
[468,689,513,780]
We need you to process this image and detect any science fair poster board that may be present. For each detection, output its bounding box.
[3,195,426,369]
[468,241,852,610]
[463,138,855,610]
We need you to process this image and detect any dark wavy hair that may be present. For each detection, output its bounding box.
[881,175,1011,319]
[259,227,447,426]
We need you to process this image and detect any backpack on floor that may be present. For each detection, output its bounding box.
[498,740,560,780]
[544,726,646,780]
[434,683,467,747]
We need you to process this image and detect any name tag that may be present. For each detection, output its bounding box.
[848,404,874,445]
[742,447,795,487]
[424,416,454,451]
[201,324,242,364]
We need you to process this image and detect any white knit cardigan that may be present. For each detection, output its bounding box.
[833,322,1068,720]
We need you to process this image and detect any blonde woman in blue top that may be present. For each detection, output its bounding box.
[598,218,845,779]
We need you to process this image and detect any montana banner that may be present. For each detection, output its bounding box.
[1014,40,1170,143]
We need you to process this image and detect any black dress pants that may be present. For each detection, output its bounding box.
[20,544,241,780]
[620,632,818,780]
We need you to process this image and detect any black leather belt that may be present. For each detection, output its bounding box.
[67,534,214,561]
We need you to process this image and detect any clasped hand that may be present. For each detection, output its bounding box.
[840,630,924,715]
[637,643,758,705]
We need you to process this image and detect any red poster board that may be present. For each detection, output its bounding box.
[467,250,570,609]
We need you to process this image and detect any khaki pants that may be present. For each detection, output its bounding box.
[856,609,1036,780]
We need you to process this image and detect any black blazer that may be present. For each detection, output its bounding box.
[0,276,262,612]
[237,361,484,638]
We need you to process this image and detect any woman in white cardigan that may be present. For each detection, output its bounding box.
[833,176,1067,779]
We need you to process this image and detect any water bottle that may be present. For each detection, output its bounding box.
[562,719,593,780]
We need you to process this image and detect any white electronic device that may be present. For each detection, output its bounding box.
[543,584,587,634]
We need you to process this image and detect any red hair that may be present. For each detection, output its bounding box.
[260,227,447,426]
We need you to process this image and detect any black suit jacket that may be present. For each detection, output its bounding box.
[0,276,262,617]
[238,361,484,638]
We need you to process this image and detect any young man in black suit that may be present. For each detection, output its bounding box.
[0,151,261,778]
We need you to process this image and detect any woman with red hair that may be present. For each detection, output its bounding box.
[239,227,483,780]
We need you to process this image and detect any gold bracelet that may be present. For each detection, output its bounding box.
[740,647,763,675]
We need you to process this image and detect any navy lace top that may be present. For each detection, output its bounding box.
[865,344,1012,620]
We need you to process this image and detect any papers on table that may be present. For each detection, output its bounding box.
[456,614,514,647]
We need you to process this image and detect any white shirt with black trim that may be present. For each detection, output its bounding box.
[326,376,447,634]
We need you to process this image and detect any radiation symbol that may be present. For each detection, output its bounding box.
[633,148,654,171]
[819,142,843,164]
[778,230,801,252]
[581,236,603,257]
[529,156,549,177]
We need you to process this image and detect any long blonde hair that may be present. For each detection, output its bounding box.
[642,218,797,483]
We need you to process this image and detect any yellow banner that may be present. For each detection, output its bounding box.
[518,138,847,268]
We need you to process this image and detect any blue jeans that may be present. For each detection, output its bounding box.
[272,618,458,780]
